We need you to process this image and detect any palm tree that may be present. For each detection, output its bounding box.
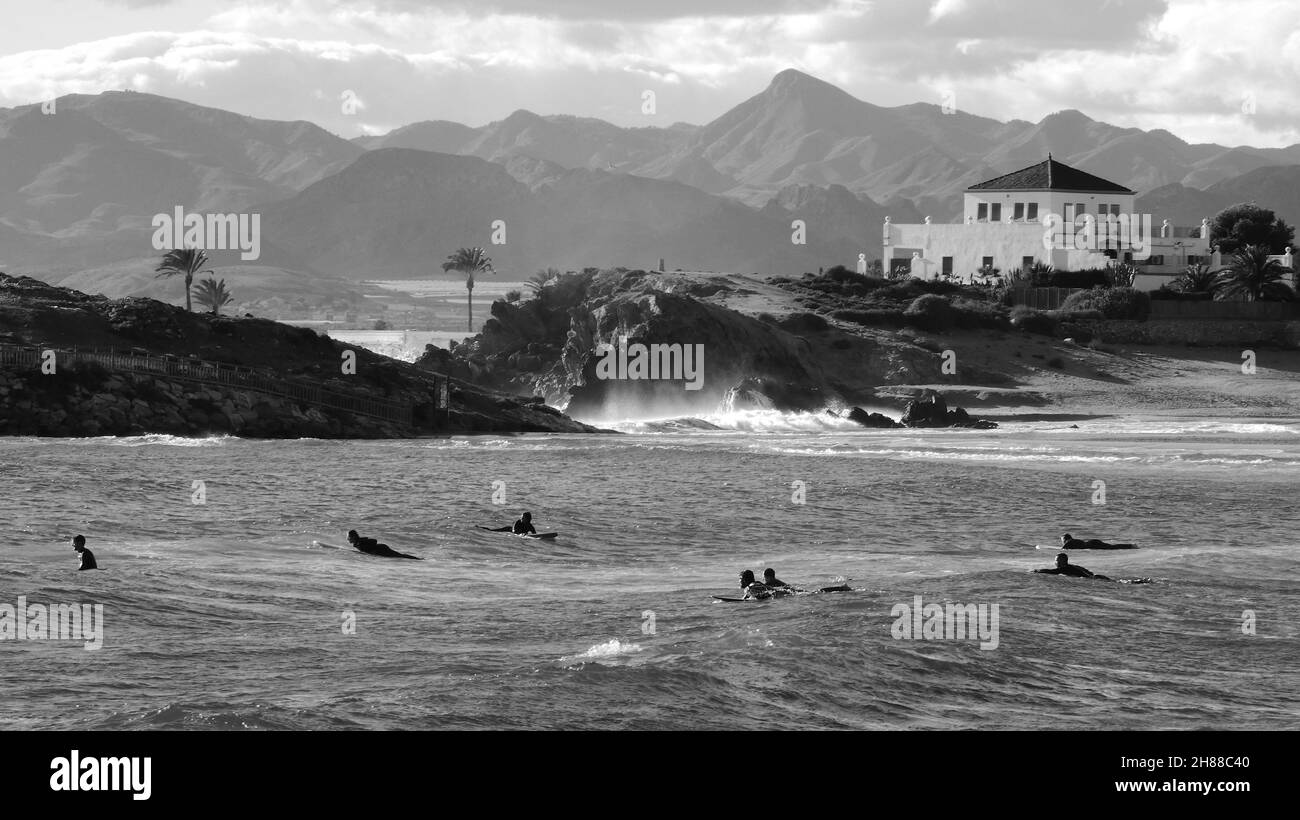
[442,247,495,331]
[1213,245,1295,302]
[192,277,234,316]
[155,248,211,312]
[528,267,561,295]
[1173,263,1224,295]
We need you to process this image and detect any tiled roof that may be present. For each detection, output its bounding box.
[968,157,1133,194]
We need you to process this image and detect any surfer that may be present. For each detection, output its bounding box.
[763,568,792,589]
[1060,533,1135,550]
[346,530,421,560]
[487,512,537,535]
[740,569,773,600]
[72,535,98,570]
[1033,552,1110,580]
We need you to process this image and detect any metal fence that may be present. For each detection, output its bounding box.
[1010,287,1083,310]
[0,344,418,426]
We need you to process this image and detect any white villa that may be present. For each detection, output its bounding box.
[880,156,1224,291]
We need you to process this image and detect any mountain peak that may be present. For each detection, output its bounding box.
[767,68,838,94]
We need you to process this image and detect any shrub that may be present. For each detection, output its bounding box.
[950,297,1009,329]
[1057,309,1104,322]
[1060,286,1151,321]
[903,294,957,331]
[1010,306,1058,336]
[505,289,522,302]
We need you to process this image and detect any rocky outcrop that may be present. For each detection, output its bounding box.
[846,407,902,428]
[417,269,952,418]
[899,391,997,429]
[844,391,997,429]
[0,273,599,437]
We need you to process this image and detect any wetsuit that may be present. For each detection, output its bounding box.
[1034,564,1110,580]
[351,537,420,560]
[513,519,536,535]
[1063,538,1135,550]
[77,549,98,571]
[742,582,773,600]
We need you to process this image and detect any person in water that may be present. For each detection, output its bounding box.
[739,569,772,600]
[763,568,791,589]
[1060,533,1135,550]
[488,513,538,535]
[346,530,420,560]
[1034,552,1110,580]
[72,535,98,571]
[513,512,537,535]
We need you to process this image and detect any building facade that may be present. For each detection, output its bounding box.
[882,157,1213,286]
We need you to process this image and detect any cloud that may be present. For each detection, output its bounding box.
[0,0,1294,147]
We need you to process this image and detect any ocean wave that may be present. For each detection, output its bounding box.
[559,638,644,665]
[102,434,234,447]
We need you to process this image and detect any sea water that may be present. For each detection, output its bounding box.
[1,416,1298,730]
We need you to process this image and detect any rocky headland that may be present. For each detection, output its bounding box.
[0,273,599,437]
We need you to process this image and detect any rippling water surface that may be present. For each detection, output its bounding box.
[2,414,1298,730]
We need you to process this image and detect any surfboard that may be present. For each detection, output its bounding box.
[477,527,559,540]
[1035,544,1138,550]
[712,596,755,602]
[312,540,348,550]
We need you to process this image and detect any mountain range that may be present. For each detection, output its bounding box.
[1,69,1297,299]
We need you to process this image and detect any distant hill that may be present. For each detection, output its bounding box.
[358,69,1300,221]
[1137,164,1300,230]
[259,149,868,279]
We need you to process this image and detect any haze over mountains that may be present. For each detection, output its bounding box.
[1,69,1297,300]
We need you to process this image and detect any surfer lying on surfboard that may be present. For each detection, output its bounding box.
[735,569,852,600]
[346,530,421,560]
[1034,553,1108,579]
[1059,533,1136,550]
[485,511,538,535]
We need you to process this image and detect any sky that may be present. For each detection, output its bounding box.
[0,0,1296,146]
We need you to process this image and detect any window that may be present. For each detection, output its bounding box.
[1013,203,1025,221]
[1063,203,1074,222]
[1022,256,1035,269]
[1109,203,1121,216]
[942,257,953,276]
[1076,203,1087,217]
[982,256,994,269]
[990,203,1002,222]
[977,203,988,221]
[1146,255,1165,266]
[1187,255,1202,265]
[1027,203,1039,220]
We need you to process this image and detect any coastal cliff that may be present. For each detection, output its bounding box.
[418,269,1003,422]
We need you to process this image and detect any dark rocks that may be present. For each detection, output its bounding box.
[847,391,997,429]
[847,407,901,428]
